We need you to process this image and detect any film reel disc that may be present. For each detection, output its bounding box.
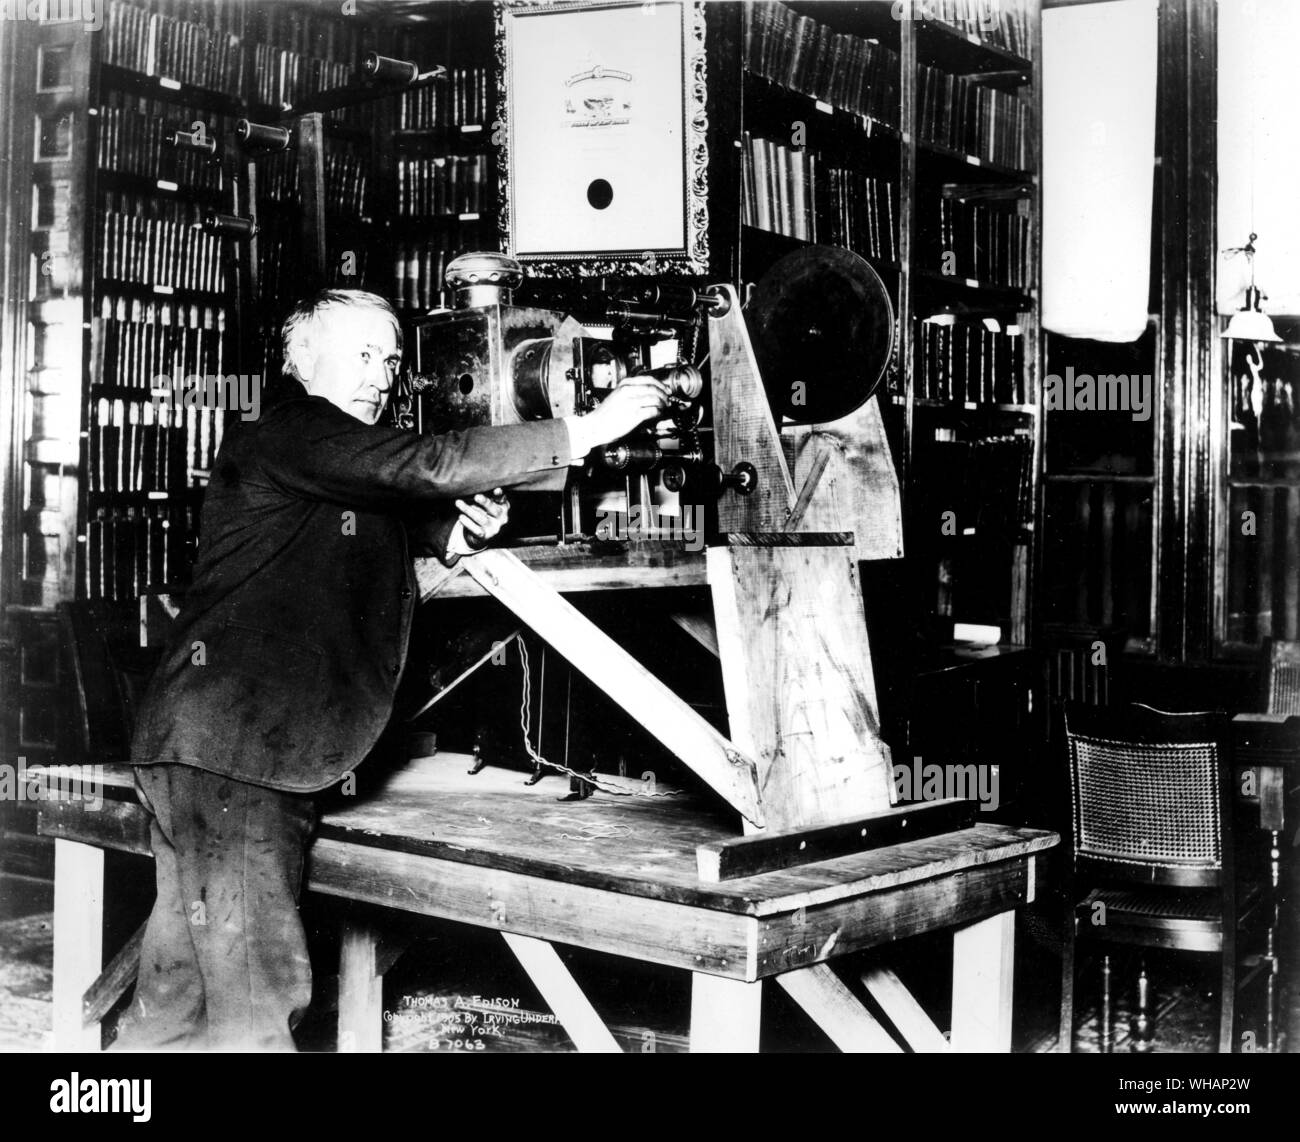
[747,245,895,425]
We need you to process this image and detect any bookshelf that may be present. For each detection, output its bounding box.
[704,1,1042,809]
[72,1,500,597]
[1217,318,1300,655]
[723,1,1042,654]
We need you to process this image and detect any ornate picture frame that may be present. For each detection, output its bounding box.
[495,0,709,277]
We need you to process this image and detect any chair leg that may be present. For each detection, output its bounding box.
[1131,962,1153,1051]
[1219,930,1237,1053]
[1100,953,1113,1054]
[1059,916,1076,1053]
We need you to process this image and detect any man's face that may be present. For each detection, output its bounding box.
[292,306,401,425]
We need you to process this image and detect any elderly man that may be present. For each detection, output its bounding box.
[115,288,666,1050]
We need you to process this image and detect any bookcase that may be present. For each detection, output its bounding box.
[725,1,1042,656]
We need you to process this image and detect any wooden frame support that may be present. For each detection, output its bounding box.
[82,920,145,1029]
[462,548,764,826]
[861,967,950,1053]
[777,964,901,1052]
[696,799,977,882]
[950,910,1016,1052]
[501,933,621,1053]
[707,543,895,831]
[338,919,385,1053]
[690,973,762,1052]
[52,838,104,1050]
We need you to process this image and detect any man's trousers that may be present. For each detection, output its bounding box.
[114,763,317,1051]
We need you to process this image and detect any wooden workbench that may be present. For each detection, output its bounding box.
[39,756,1057,1053]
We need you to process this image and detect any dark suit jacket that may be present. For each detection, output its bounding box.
[131,378,572,792]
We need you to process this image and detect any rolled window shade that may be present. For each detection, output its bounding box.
[1042,0,1158,343]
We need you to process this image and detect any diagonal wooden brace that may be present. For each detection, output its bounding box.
[463,548,765,828]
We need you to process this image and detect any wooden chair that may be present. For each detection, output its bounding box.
[1058,702,1265,1053]
[1262,638,1300,716]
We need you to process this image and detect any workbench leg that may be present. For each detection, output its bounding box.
[778,965,900,1052]
[690,974,762,1053]
[950,909,1016,1052]
[501,933,621,1053]
[338,920,384,1053]
[52,838,104,1051]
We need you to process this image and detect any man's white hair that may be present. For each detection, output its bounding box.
[281,289,402,378]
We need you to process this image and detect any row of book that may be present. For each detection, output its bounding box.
[932,431,1035,538]
[932,197,1030,289]
[970,432,1035,534]
[745,2,901,128]
[254,146,370,217]
[1228,368,1300,480]
[742,135,899,263]
[250,45,359,122]
[1225,482,1300,645]
[98,193,225,294]
[85,506,187,601]
[741,134,817,241]
[392,228,488,311]
[914,0,1034,61]
[396,155,490,218]
[399,68,491,131]
[97,295,226,393]
[821,166,899,265]
[110,0,242,35]
[103,1,243,92]
[247,2,365,60]
[95,94,223,193]
[88,397,189,495]
[918,64,1030,170]
[915,318,1028,405]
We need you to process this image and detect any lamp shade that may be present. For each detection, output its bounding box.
[1222,308,1282,342]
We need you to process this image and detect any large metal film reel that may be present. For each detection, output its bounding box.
[746,246,895,425]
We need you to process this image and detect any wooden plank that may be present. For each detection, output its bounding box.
[308,838,757,978]
[416,544,707,603]
[697,800,977,882]
[709,285,795,532]
[724,532,853,547]
[338,920,384,1053]
[462,549,764,826]
[83,921,145,1028]
[755,857,1029,977]
[777,964,901,1052]
[501,933,621,1053]
[707,544,894,831]
[39,796,152,856]
[783,447,831,532]
[861,967,950,1053]
[950,909,1015,1052]
[668,610,718,658]
[415,557,466,601]
[53,838,104,1050]
[690,973,762,1052]
[296,112,328,283]
[784,400,905,561]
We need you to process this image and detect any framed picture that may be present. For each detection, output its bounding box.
[496,0,709,276]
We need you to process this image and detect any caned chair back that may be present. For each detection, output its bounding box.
[1264,639,1300,716]
[1064,703,1230,883]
